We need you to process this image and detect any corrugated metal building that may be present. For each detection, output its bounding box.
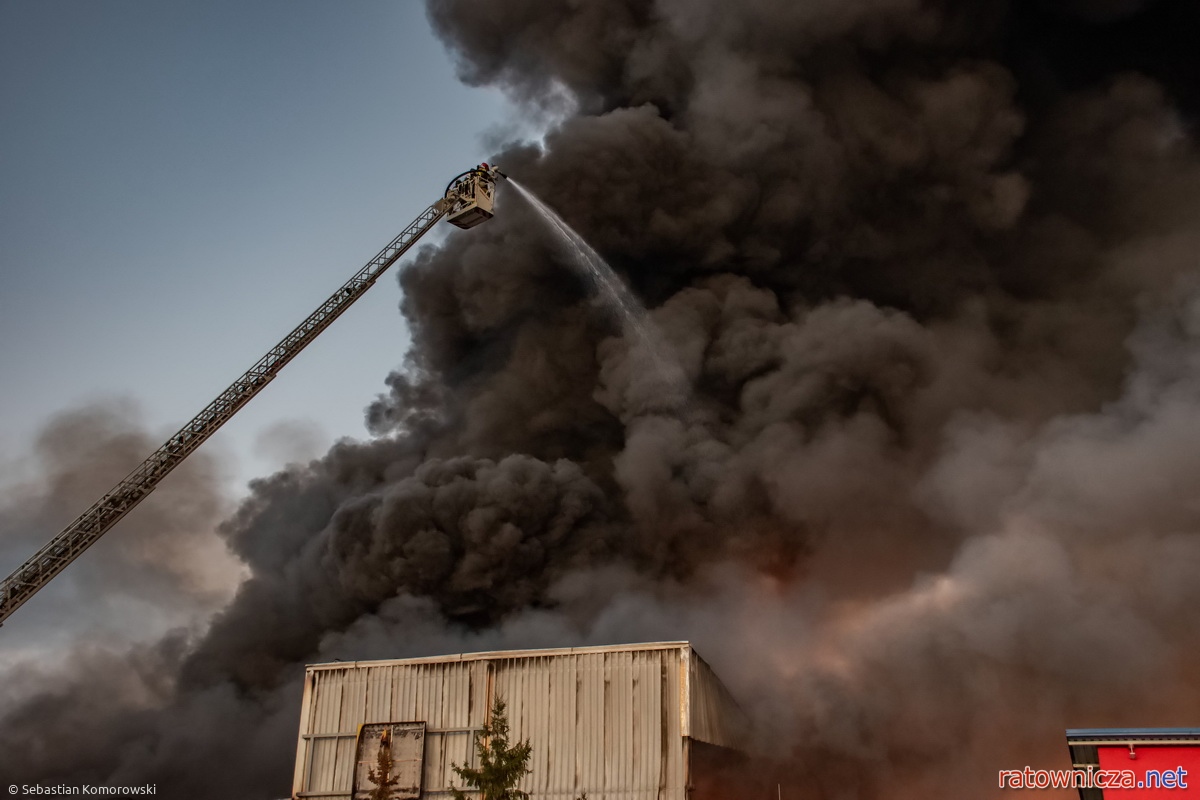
[292,641,748,800]
[1065,728,1200,800]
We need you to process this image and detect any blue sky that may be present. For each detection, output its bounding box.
[0,1,516,495]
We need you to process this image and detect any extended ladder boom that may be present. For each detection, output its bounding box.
[0,163,504,626]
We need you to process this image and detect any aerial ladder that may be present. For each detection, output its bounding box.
[0,164,505,626]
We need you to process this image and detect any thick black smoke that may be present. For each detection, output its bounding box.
[5,2,1200,798]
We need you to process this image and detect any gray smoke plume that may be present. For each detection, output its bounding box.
[0,401,239,668]
[5,1,1200,797]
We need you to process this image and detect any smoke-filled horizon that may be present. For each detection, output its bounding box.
[5,1,1200,797]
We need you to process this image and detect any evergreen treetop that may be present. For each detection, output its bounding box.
[451,697,533,800]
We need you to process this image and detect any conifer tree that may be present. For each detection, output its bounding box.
[451,698,533,800]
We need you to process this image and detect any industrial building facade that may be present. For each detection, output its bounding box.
[1066,728,1200,799]
[292,641,748,800]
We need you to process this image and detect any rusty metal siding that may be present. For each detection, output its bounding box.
[352,722,425,799]
[293,642,734,800]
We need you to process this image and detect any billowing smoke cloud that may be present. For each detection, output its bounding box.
[0,401,240,668]
[5,1,1200,797]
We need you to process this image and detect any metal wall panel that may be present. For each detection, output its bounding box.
[352,722,425,799]
[293,642,736,800]
[688,651,750,750]
[575,652,604,795]
[665,650,684,794]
